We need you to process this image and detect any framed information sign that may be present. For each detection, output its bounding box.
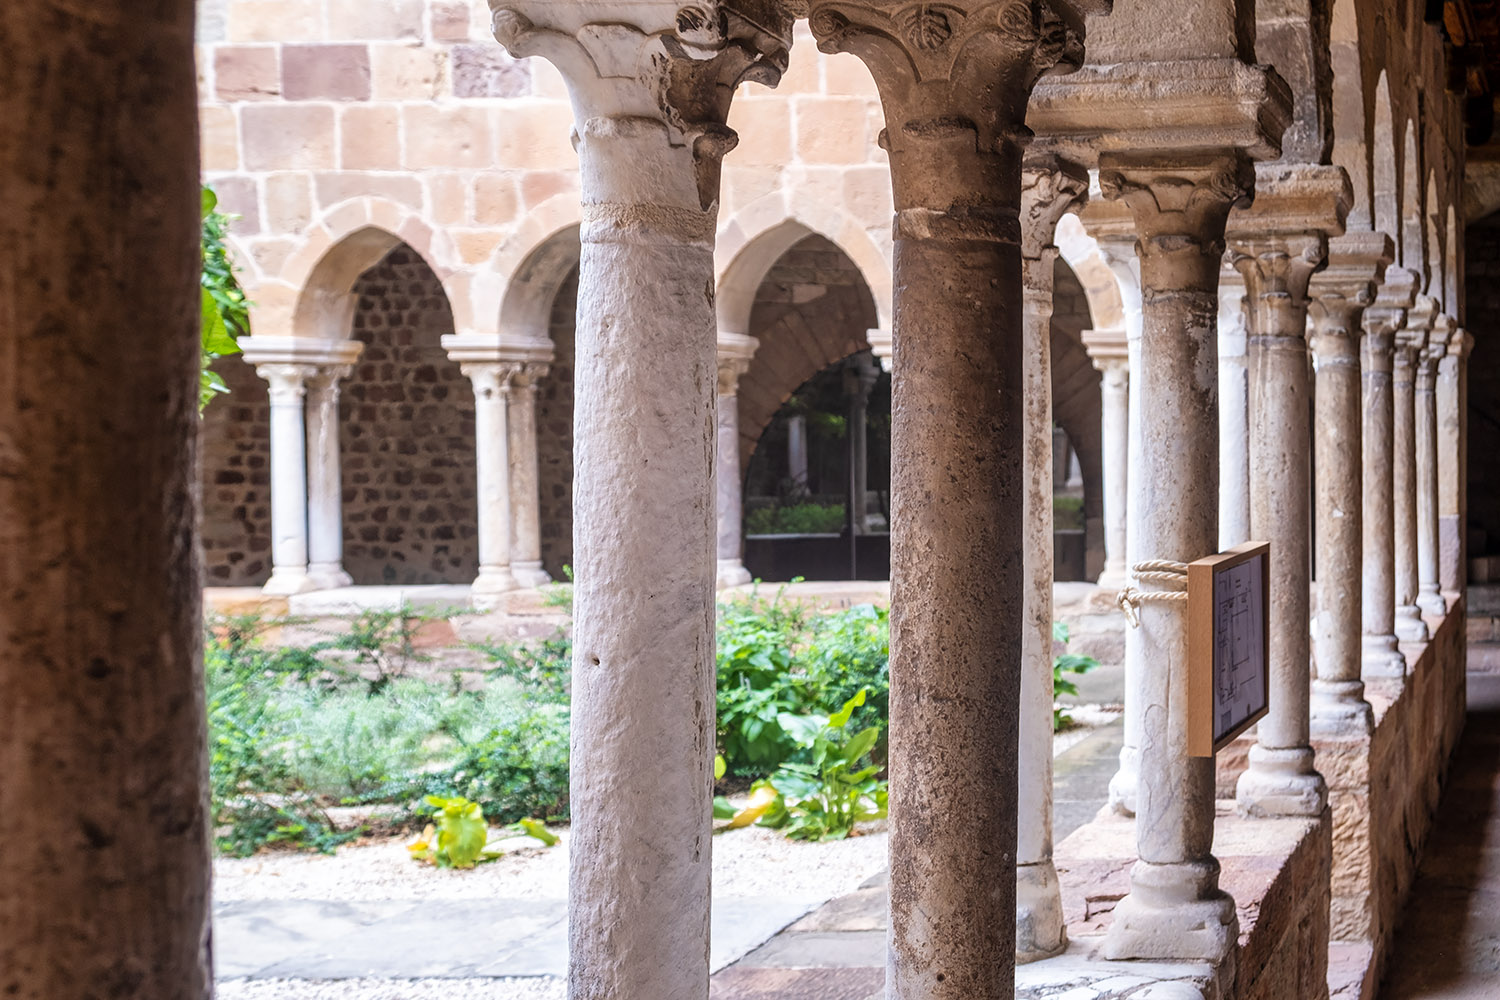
[1188,541,1270,757]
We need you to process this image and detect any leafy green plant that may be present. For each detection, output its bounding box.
[541,565,574,615]
[715,588,813,774]
[408,796,496,868]
[325,605,437,695]
[1052,621,1100,731]
[760,691,888,841]
[478,631,573,698]
[201,187,249,411]
[745,502,848,535]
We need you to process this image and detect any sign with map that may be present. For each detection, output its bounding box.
[1188,541,1270,757]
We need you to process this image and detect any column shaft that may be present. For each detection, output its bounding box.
[509,367,551,588]
[1099,362,1130,587]
[262,365,315,595]
[1218,269,1252,549]
[465,363,517,606]
[306,369,353,589]
[1438,331,1472,593]
[1393,315,1428,642]
[1361,306,1406,675]
[0,0,210,991]
[716,337,756,589]
[1416,338,1446,617]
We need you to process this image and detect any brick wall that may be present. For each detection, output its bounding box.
[1467,220,1500,563]
[340,244,478,585]
[201,356,273,586]
[537,265,578,580]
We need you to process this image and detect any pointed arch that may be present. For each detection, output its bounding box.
[1373,71,1399,243]
[1329,0,1371,227]
[1402,117,1425,282]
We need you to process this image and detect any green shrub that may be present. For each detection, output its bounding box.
[745,502,848,535]
[1052,622,1100,731]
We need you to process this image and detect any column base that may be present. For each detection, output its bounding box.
[717,558,752,589]
[306,562,353,590]
[1097,565,1130,591]
[1310,679,1374,736]
[1102,860,1238,966]
[470,567,519,610]
[1395,605,1429,643]
[1361,633,1407,678]
[263,567,317,596]
[1417,586,1447,618]
[1016,860,1067,963]
[510,560,552,589]
[1236,745,1327,817]
[1107,745,1138,817]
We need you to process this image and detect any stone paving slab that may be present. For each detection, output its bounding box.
[710,966,883,999]
[214,900,418,979]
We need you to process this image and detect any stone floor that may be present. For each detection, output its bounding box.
[1379,672,1500,999]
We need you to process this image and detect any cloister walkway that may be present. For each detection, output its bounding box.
[1380,670,1500,999]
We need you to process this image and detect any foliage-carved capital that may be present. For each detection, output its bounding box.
[1021,154,1089,259]
[1098,151,1253,264]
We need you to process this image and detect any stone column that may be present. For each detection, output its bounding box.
[1439,328,1473,594]
[1096,153,1253,966]
[306,366,355,590]
[1415,319,1449,618]
[844,353,880,535]
[1308,233,1391,733]
[460,363,518,607]
[1230,165,1348,819]
[508,364,552,589]
[495,7,791,999]
[1393,297,1434,643]
[259,364,316,596]
[1,0,209,990]
[717,333,758,589]
[808,5,1086,995]
[1083,328,1130,590]
[1360,272,1415,677]
[786,415,809,488]
[1017,158,1088,964]
[1218,267,1252,549]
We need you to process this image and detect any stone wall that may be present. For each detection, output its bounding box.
[537,265,578,581]
[1466,218,1500,570]
[201,357,273,586]
[340,244,478,585]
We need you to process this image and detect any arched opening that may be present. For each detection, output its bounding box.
[538,260,579,579]
[1050,258,1105,581]
[339,243,478,585]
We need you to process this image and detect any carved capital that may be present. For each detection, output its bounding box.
[808,1,1094,221]
[491,2,793,216]
[258,364,312,405]
[1227,233,1325,340]
[305,365,354,405]
[1098,150,1253,267]
[716,331,759,395]
[1448,327,1474,360]
[1307,230,1392,334]
[1021,153,1089,260]
[461,361,522,401]
[1081,326,1128,369]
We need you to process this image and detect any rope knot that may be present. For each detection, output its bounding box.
[1116,560,1190,629]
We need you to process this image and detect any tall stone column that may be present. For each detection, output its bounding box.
[508,364,552,589]
[1017,157,1088,964]
[844,352,880,535]
[808,5,1092,995]
[0,0,209,991]
[1360,271,1415,677]
[462,362,518,607]
[716,333,758,589]
[1096,152,1253,966]
[1439,328,1473,594]
[1083,328,1130,590]
[306,365,357,590]
[1230,166,1347,819]
[1217,266,1252,549]
[258,364,316,596]
[495,7,791,999]
[1415,319,1449,618]
[1308,233,1390,733]
[1393,297,1435,643]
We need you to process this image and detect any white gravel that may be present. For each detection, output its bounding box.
[216,977,566,1000]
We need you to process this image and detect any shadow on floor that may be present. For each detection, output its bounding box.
[1381,673,1500,999]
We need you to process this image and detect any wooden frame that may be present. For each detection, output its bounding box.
[1188,541,1271,757]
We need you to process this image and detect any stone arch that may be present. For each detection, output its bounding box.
[1374,70,1399,242]
[718,199,893,335]
[1401,117,1426,282]
[1050,257,1105,581]
[1330,0,1372,227]
[486,192,586,341]
[498,224,583,343]
[1056,213,1125,332]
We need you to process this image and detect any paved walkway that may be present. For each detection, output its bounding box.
[1380,672,1500,1000]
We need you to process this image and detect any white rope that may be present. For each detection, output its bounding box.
[1116,559,1190,629]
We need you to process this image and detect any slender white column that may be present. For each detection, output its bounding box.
[1218,267,1251,550]
[509,364,552,589]
[305,367,354,590]
[463,362,518,607]
[786,415,809,489]
[1360,277,1412,677]
[258,364,316,596]
[1393,297,1434,643]
[1415,320,1448,618]
[1083,328,1130,590]
[716,334,758,589]
[1016,159,1087,964]
[1438,328,1473,594]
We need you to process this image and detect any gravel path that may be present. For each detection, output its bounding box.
[217,977,568,1000]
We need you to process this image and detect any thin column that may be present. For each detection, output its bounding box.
[509,364,552,589]
[463,362,518,607]
[1307,234,1389,733]
[1415,321,1448,618]
[717,334,758,589]
[495,7,792,999]
[306,366,354,590]
[1360,278,1412,677]
[809,6,1083,995]
[847,353,879,534]
[1098,152,1250,966]
[1083,328,1130,590]
[1393,297,1434,643]
[1438,329,1473,593]
[1,0,209,989]
[1218,268,1251,549]
[260,364,316,596]
[1017,158,1088,964]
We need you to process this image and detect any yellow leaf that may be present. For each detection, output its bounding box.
[728,785,782,830]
